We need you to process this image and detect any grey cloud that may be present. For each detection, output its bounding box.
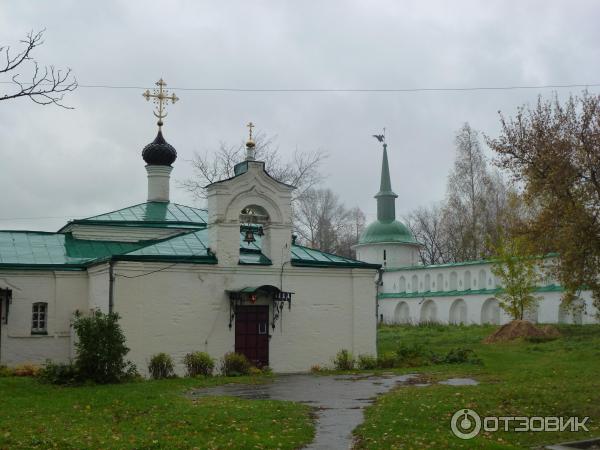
[1,0,599,230]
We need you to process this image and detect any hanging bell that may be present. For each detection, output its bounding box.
[257,226,264,237]
[243,228,256,244]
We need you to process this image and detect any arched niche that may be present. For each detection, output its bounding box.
[449,299,468,325]
[411,275,418,293]
[464,271,472,290]
[398,276,406,292]
[449,271,458,290]
[394,301,410,324]
[436,273,444,292]
[478,269,486,288]
[420,300,437,323]
[481,298,500,325]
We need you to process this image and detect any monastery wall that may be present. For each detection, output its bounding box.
[378,263,599,325]
[112,262,377,376]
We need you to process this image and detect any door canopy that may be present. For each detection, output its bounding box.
[226,285,294,330]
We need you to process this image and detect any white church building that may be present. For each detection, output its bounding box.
[0,82,380,374]
[355,139,599,326]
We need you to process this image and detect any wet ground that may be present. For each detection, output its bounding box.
[189,373,478,449]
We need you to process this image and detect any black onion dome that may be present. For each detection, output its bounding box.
[142,130,177,166]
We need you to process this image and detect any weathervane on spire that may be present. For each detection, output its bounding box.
[372,127,386,146]
[142,78,179,130]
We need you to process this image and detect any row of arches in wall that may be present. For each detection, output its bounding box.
[393,298,584,325]
[395,269,494,294]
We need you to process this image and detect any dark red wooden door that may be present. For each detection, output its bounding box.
[235,305,269,367]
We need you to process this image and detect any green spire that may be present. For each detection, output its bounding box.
[375,143,398,222]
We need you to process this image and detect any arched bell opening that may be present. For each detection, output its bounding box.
[240,205,270,245]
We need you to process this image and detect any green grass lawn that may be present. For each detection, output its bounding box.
[355,324,600,449]
[2,325,599,449]
[0,376,313,449]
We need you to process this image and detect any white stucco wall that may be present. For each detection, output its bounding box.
[355,242,421,268]
[0,271,87,365]
[378,262,599,325]
[112,262,377,376]
[87,264,110,313]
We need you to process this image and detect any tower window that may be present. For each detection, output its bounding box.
[32,302,48,334]
[383,250,387,261]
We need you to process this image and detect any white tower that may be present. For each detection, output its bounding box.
[354,136,421,268]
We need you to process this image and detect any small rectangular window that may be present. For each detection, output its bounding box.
[32,302,48,334]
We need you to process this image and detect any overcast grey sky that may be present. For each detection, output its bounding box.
[1,0,599,231]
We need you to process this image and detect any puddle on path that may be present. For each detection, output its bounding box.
[189,373,478,449]
[439,377,479,386]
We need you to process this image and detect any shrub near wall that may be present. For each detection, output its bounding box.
[72,311,136,384]
[148,353,175,379]
[221,353,251,376]
[183,352,215,377]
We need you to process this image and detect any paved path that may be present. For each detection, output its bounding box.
[190,373,416,449]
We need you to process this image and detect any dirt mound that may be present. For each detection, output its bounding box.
[484,320,558,343]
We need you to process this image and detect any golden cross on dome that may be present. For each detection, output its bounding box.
[246,122,255,141]
[142,78,179,129]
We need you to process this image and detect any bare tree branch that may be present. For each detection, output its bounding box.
[1,29,77,108]
[180,131,328,205]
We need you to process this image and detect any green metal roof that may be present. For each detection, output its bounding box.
[0,229,377,270]
[379,284,563,299]
[0,231,146,270]
[239,249,273,265]
[117,229,216,264]
[291,244,381,269]
[1,197,380,270]
[60,202,208,230]
[358,141,419,246]
[358,219,419,245]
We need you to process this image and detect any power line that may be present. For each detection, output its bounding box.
[115,263,178,279]
[0,215,86,221]
[1,80,599,93]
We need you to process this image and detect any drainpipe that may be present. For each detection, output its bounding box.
[376,267,384,322]
[108,260,115,314]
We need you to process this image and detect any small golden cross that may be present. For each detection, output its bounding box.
[246,122,255,141]
[142,78,179,129]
